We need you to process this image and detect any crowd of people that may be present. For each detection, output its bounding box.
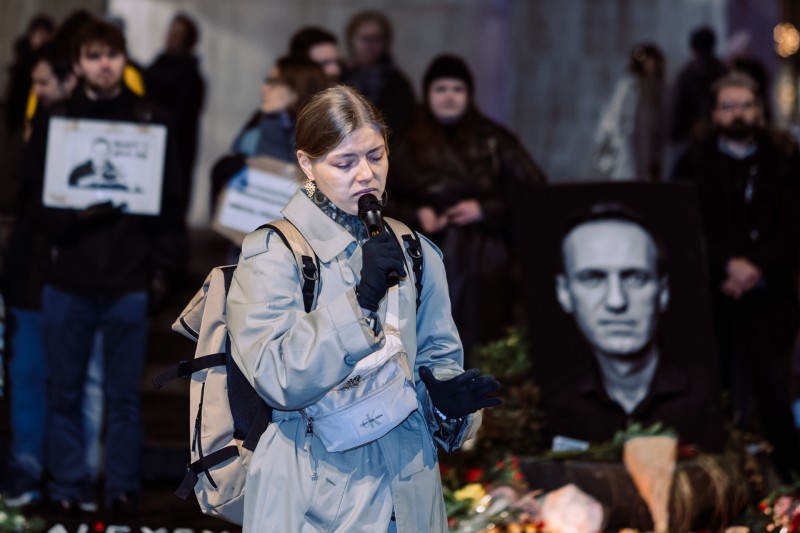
[0,6,798,527]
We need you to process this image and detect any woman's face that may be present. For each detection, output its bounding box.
[351,20,386,67]
[297,125,388,215]
[260,67,297,113]
[428,78,469,124]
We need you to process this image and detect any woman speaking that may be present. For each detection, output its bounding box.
[226,85,501,532]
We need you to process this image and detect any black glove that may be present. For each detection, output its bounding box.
[419,366,502,420]
[76,201,125,221]
[357,231,406,312]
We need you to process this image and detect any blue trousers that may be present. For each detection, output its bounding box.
[8,308,46,483]
[8,308,106,490]
[43,285,148,504]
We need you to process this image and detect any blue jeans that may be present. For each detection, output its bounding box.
[84,333,105,482]
[43,285,148,504]
[8,308,46,484]
[8,309,105,491]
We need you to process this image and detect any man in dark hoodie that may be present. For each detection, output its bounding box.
[25,19,184,516]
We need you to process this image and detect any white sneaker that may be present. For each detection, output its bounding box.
[5,489,41,508]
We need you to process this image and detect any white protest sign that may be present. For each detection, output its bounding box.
[43,117,167,216]
[213,156,301,244]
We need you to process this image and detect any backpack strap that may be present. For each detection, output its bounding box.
[262,219,319,313]
[151,353,227,390]
[384,218,424,308]
[175,445,239,500]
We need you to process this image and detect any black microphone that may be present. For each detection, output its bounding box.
[358,193,399,286]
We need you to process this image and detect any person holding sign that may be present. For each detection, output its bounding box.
[210,56,329,206]
[210,56,329,262]
[24,19,184,517]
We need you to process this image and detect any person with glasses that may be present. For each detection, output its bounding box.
[210,56,329,206]
[341,10,416,145]
[673,72,800,482]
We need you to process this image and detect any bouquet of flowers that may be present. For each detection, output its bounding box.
[752,483,800,532]
[443,455,543,532]
[442,456,604,533]
[0,498,44,533]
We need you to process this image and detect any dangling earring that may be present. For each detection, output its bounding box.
[304,178,316,198]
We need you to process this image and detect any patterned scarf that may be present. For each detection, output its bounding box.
[309,189,369,245]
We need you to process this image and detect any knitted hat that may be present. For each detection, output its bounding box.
[422,54,474,95]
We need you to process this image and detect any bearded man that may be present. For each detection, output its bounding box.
[673,72,800,481]
[24,19,184,515]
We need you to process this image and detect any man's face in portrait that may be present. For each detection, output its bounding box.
[556,219,669,357]
[91,139,111,171]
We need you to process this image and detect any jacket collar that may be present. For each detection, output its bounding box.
[281,189,357,262]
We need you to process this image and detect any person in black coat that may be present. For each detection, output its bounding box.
[387,55,546,362]
[341,10,415,145]
[26,20,185,514]
[144,13,205,219]
[3,14,55,137]
[669,25,728,146]
[673,72,800,481]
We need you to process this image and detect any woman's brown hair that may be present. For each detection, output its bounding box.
[295,85,388,159]
[274,56,330,116]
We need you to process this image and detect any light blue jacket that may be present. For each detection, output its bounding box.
[227,189,480,532]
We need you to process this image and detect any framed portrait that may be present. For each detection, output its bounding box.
[513,182,722,451]
[42,117,167,216]
[212,156,302,245]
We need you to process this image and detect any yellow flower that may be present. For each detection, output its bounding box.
[454,483,486,504]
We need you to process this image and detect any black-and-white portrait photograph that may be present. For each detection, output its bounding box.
[67,136,131,191]
[515,182,724,452]
[43,117,166,215]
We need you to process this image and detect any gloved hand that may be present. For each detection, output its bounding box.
[419,366,502,420]
[76,201,125,221]
[357,231,406,312]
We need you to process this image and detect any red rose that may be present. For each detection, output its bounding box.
[466,468,484,483]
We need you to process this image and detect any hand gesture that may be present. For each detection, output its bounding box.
[445,199,483,226]
[417,206,448,234]
[419,366,502,419]
[77,201,125,220]
[722,257,762,300]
